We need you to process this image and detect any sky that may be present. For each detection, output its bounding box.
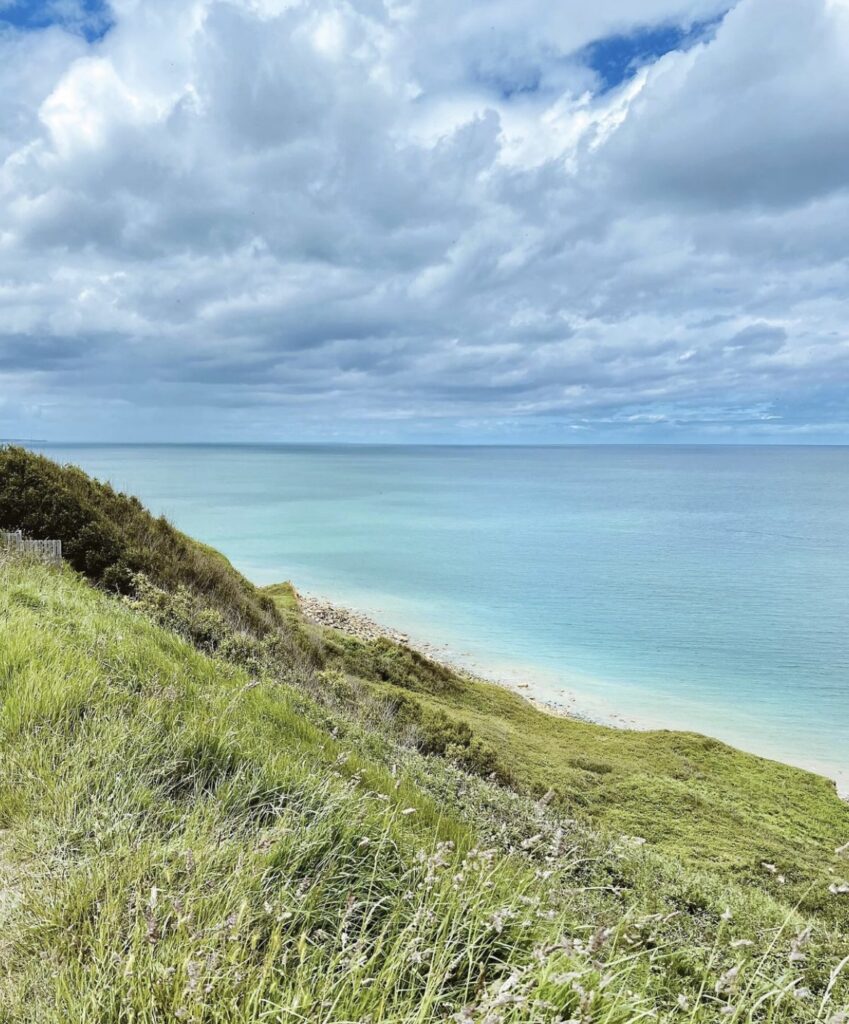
[1,0,848,444]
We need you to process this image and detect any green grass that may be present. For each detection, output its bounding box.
[314,630,849,919]
[2,555,848,1022]
[262,581,301,614]
[1,557,847,1019]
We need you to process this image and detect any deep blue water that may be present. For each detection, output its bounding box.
[33,444,849,791]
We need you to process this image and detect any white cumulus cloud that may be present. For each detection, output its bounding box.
[0,0,848,442]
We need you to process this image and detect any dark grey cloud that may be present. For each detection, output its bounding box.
[0,0,848,443]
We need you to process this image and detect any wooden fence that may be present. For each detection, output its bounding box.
[1,531,63,565]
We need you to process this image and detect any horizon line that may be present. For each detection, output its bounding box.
[9,440,849,449]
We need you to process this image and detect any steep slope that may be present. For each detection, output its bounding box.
[2,446,848,913]
[0,446,279,634]
[1,554,848,1022]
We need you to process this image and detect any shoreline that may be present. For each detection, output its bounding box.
[296,589,598,722]
[294,586,849,799]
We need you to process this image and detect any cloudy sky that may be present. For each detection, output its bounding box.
[1,0,848,443]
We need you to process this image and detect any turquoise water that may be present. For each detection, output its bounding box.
[34,444,849,791]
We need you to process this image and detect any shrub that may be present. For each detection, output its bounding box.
[0,446,279,635]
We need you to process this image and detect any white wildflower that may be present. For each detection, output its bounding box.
[520,834,543,850]
[715,965,740,995]
[789,925,811,964]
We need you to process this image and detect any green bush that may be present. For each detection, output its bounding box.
[0,446,279,634]
[325,633,462,694]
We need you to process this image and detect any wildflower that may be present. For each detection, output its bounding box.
[714,965,740,995]
[452,1007,476,1024]
[520,834,543,850]
[789,925,811,964]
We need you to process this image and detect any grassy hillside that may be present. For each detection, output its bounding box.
[0,446,279,634]
[2,554,848,1022]
[317,630,847,886]
[1,449,848,1019]
[2,447,847,895]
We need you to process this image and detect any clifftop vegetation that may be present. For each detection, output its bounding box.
[0,446,279,634]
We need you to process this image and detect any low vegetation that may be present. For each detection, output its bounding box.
[1,448,848,1021]
[280,606,849,924]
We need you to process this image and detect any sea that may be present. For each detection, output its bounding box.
[31,443,849,793]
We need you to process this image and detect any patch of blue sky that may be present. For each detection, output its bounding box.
[0,0,112,42]
[584,16,725,91]
[471,13,728,102]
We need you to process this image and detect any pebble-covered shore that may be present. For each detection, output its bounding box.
[297,592,411,646]
[295,588,600,723]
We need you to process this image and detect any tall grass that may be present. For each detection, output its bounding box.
[1,554,847,1022]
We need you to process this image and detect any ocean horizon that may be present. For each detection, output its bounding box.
[31,442,849,794]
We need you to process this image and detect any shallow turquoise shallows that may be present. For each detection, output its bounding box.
[34,444,849,791]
